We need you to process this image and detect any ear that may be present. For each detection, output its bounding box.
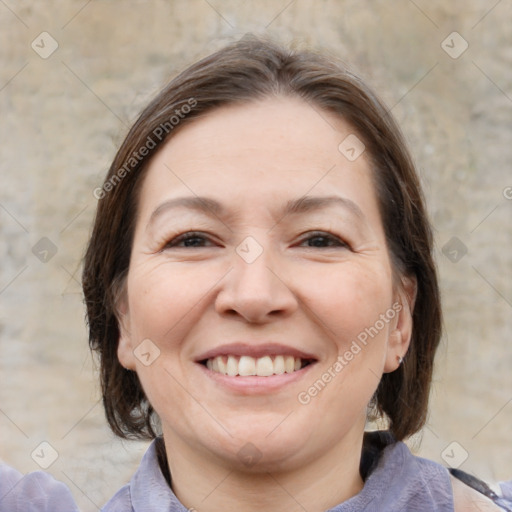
[116,293,137,371]
[383,275,417,373]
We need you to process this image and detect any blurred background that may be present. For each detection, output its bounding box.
[1,1,511,509]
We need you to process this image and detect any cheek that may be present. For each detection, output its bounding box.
[126,260,224,343]
[124,264,208,416]
[298,262,393,346]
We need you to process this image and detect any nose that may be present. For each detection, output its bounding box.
[215,242,298,324]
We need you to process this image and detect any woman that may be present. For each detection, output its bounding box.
[79,36,512,511]
[1,34,509,512]
[1,35,510,512]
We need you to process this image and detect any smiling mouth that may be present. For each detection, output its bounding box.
[201,355,315,377]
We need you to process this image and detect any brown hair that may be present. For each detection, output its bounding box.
[82,36,441,441]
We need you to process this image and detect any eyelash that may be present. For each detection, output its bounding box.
[297,231,349,249]
[162,231,216,249]
[161,231,349,250]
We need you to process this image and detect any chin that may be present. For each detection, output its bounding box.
[209,424,310,473]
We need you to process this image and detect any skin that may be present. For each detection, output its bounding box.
[117,96,418,511]
[452,476,503,511]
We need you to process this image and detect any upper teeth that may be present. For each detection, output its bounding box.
[206,355,302,377]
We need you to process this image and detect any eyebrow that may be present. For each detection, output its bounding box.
[284,195,365,220]
[147,194,366,230]
[147,196,224,230]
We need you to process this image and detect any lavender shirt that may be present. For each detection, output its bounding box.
[0,463,79,512]
[2,443,511,511]
[103,439,455,511]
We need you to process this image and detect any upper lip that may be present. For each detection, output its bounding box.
[195,342,318,362]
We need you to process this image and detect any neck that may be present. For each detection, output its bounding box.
[163,428,365,512]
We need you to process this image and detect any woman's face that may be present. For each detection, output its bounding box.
[118,97,414,471]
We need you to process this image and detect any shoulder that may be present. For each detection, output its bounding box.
[0,463,22,490]
[451,474,503,511]
[358,438,455,510]
[0,463,79,511]
[101,438,178,511]
[101,484,132,512]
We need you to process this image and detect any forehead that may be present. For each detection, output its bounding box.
[137,97,382,228]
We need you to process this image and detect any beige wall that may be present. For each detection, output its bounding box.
[1,1,511,509]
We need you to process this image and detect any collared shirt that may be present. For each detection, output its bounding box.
[2,438,511,511]
[102,437,455,511]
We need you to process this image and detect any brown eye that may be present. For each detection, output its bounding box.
[300,231,348,248]
[163,232,214,249]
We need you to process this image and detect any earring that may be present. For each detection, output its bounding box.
[397,355,403,365]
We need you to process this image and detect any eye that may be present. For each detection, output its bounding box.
[162,231,216,249]
[298,231,349,249]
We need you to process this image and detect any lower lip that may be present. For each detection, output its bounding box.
[196,362,316,395]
